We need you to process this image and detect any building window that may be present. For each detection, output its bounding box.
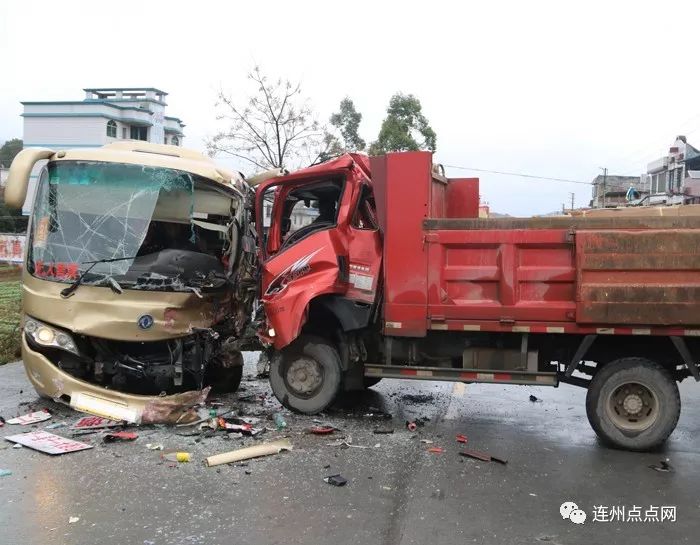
[171,136,179,146]
[122,127,127,139]
[106,120,117,138]
[130,126,148,141]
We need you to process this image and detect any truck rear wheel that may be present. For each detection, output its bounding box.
[586,357,680,451]
[270,335,342,414]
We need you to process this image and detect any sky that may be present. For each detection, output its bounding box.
[2,0,700,216]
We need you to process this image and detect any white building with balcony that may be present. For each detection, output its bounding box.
[19,87,186,213]
[22,87,185,149]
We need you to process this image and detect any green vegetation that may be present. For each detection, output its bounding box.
[0,268,22,364]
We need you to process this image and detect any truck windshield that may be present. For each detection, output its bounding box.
[27,160,226,290]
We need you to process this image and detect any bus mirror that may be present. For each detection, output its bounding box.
[4,148,54,209]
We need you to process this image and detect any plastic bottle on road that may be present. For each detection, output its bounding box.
[273,413,287,430]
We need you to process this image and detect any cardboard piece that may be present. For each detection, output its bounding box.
[4,431,93,455]
[7,410,52,425]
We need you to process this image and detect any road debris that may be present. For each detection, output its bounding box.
[146,443,164,451]
[103,431,138,442]
[163,452,191,463]
[205,438,293,467]
[420,439,434,444]
[45,422,67,430]
[406,421,418,432]
[456,434,468,444]
[0,469,11,477]
[4,431,93,455]
[72,416,121,430]
[308,426,335,435]
[273,413,287,430]
[141,386,211,425]
[7,409,52,425]
[459,448,508,465]
[324,474,348,486]
[68,516,80,524]
[529,395,541,403]
[0,416,6,426]
[649,459,673,472]
[428,447,444,454]
[373,427,394,434]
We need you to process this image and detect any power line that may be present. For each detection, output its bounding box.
[443,164,592,185]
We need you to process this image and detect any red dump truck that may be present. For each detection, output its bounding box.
[254,151,700,451]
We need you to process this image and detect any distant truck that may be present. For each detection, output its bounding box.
[255,151,700,451]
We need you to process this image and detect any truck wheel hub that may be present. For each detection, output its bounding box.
[623,394,643,415]
[287,358,322,396]
[606,381,658,432]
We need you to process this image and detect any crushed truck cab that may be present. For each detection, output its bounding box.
[256,151,700,451]
[5,142,259,423]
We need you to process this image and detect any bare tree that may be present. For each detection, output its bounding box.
[208,67,330,171]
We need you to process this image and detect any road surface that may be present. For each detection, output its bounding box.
[1,355,698,545]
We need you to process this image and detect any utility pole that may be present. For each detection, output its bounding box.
[600,167,608,208]
[569,192,575,211]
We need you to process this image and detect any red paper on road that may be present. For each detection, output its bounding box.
[7,410,52,425]
[4,431,93,455]
[71,416,121,430]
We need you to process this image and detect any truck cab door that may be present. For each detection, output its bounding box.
[345,183,382,305]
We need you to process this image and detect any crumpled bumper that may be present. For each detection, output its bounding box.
[21,336,209,425]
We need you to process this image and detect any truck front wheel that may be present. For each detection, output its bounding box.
[270,335,342,414]
[586,357,680,451]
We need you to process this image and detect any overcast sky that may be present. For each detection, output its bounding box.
[2,0,699,215]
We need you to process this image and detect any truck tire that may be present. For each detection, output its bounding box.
[270,335,342,414]
[586,357,680,451]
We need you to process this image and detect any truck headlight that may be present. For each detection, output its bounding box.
[24,316,80,356]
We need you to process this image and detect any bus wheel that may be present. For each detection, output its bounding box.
[270,335,342,414]
[586,357,680,451]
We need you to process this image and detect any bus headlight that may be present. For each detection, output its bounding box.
[24,316,80,356]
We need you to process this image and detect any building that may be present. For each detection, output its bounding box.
[641,136,700,205]
[19,87,186,212]
[22,87,185,148]
[590,174,646,208]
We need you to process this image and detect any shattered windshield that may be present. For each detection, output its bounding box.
[28,161,232,291]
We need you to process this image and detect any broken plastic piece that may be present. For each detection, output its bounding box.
[103,431,138,442]
[529,394,541,403]
[146,443,164,451]
[163,452,191,463]
[7,410,52,425]
[420,439,434,444]
[456,434,468,444]
[406,421,417,432]
[205,439,293,467]
[68,517,79,524]
[428,447,444,454]
[324,474,347,487]
[0,469,11,477]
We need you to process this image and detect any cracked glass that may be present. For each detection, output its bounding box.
[28,160,194,284]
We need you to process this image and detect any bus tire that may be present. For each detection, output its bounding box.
[270,335,342,414]
[586,357,680,451]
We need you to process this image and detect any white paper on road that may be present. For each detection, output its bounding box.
[6,410,52,425]
[4,431,93,455]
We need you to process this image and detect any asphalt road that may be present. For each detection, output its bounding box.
[1,355,698,545]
